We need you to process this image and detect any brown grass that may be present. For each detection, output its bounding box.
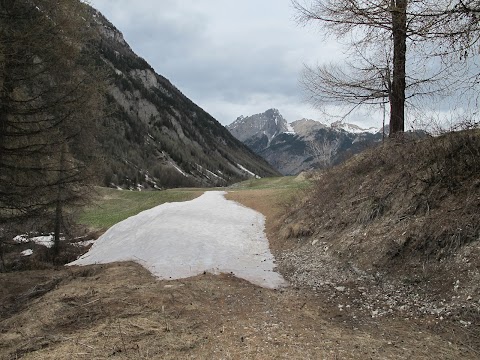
[280,130,480,273]
[1,262,477,359]
[274,130,480,354]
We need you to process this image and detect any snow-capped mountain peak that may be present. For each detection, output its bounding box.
[330,120,379,134]
[226,110,385,176]
[227,108,289,143]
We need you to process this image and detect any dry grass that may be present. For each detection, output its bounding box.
[280,130,480,272]
[1,262,476,359]
[274,130,480,356]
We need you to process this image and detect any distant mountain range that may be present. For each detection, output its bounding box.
[227,109,294,143]
[227,109,385,175]
[84,7,279,189]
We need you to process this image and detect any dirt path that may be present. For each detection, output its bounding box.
[0,188,478,359]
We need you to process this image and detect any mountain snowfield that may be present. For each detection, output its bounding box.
[330,120,379,134]
[68,191,287,289]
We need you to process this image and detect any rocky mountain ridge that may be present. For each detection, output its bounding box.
[227,109,292,143]
[88,8,279,189]
[227,109,385,175]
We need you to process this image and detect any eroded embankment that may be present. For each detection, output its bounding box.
[272,130,480,330]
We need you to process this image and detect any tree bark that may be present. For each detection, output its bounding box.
[53,143,67,257]
[390,0,407,136]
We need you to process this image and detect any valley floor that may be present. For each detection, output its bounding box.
[1,183,479,359]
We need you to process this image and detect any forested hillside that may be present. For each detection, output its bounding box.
[0,0,103,256]
[89,9,278,190]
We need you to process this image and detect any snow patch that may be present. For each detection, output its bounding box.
[74,240,96,247]
[331,121,379,134]
[14,234,55,248]
[68,192,286,289]
[237,164,261,179]
[196,165,224,182]
[21,249,33,256]
[171,163,188,177]
[285,122,296,134]
[205,169,221,179]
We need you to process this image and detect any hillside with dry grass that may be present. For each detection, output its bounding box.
[277,130,480,333]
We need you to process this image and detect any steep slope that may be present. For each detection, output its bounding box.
[87,9,278,189]
[278,130,480,322]
[227,109,384,175]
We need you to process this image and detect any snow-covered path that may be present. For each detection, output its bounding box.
[69,191,286,289]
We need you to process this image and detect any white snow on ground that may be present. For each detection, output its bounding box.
[14,234,54,248]
[74,240,96,247]
[171,163,188,177]
[205,169,221,179]
[29,235,54,248]
[21,249,33,256]
[68,191,286,289]
[332,122,379,134]
[237,164,261,179]
[197,164,224,181]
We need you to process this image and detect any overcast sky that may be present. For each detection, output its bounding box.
[87,0,363,126]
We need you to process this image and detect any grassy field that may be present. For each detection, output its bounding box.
[78,187,204,231]
[78,176,312,232]
[229,175,311,190]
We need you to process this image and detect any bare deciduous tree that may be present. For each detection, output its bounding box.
[292,0,480,136]
[308,138,340,167]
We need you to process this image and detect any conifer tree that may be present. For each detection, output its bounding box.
[0,0,104,261]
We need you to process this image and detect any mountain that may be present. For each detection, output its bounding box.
[289,119,327,138]
[227,109,385,175]
[86,8,279,189]
[227,109,293,143]
[330,120,379,134]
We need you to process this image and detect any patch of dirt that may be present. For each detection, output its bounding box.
[1,262,476,359]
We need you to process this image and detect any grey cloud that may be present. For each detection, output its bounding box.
[89,0,374,127]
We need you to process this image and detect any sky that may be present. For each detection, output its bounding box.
[87,0,358,126]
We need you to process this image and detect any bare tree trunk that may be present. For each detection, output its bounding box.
[53,143,67,257]
[390,0,407,136]
[0,35,13,179]
[0,240,5,273]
